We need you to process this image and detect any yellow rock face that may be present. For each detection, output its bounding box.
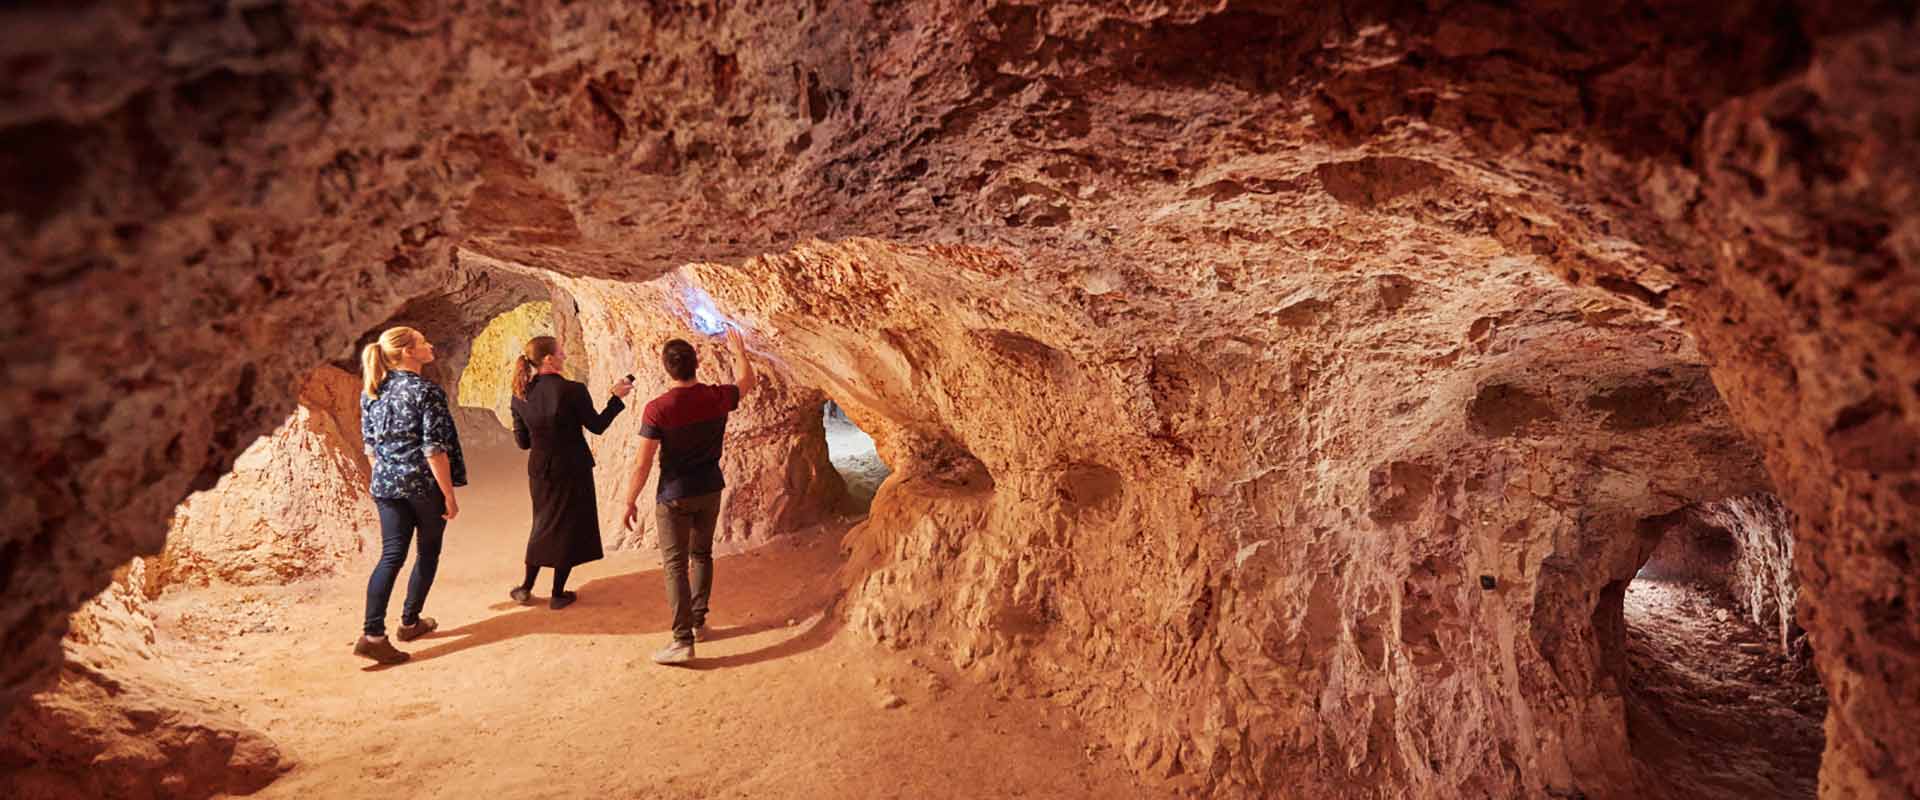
[458,301,561,428]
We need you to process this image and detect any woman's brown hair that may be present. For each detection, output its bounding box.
[512,336,560,399]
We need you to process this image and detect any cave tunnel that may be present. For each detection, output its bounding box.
[2,3,1916,799]
[1616,496,1828,799]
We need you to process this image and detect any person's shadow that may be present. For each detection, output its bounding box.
[393,560,841,669]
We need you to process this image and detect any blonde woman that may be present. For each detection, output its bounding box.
[354,326,466,665]
[508,336,632,609]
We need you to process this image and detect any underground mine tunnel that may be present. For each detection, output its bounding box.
[2,2,1916,799]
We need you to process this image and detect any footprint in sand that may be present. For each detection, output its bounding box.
[391,701,441,721]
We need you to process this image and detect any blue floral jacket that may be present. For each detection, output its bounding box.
[361,370,467,500]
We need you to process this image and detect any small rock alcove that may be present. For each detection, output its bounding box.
[823,399,889,513]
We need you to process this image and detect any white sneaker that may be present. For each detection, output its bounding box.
[651,641,694,665]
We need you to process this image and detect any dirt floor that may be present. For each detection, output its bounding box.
[152,447,1147,799]
[1623,576,1827,799]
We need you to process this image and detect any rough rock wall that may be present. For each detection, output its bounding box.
[2,2,1916,798]
[1641,514,1738,586]
[452,405,518,453]
[1704,494,1802,652]
[149,365,373,594]
[546,282,595,383]
[686,238,1769,797]
[0,561,286,799]
[1683,27,1920,795]
[1,0,483,702]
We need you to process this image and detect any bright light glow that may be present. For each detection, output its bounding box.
[681,285,729,336]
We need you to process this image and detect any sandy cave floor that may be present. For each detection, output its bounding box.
[149,447,1148,799]
[1623,577,1827,800]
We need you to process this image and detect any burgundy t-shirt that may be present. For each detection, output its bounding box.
[639,383,741,502]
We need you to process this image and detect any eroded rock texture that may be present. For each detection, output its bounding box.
[0,561,286,799]
[687,238,1769,797]
[149,365,374,594]
[2,2,1915,798]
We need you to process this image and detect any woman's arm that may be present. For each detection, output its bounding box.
[426,451,459,520]
[511,402,532,450]
[572,381,626,435]
[419,388,461,517]
[361,397,377,462]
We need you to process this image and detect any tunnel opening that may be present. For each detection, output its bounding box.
[452,298,576,454]
[823,399,889,514]
[1620,496,1827,799]
[144,280,557,600]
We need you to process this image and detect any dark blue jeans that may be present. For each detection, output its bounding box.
[363,489,447,636]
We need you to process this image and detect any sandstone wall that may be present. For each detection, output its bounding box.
[2,3,1915,798]
[457,300,558,429]
[148,366,374,595]
[0,561,286,799]
[685,239,1770,798]
[1641,515,1739,586]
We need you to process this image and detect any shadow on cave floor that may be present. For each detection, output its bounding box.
[143,446,1144,799]
[1624,577,1826,800]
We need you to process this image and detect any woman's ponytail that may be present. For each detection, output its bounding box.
[361,326,421,399]
[361,342,389,399]
[511,354,537,399]
[514,336,561,399]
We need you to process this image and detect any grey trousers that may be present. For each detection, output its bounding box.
[655,491,722,644]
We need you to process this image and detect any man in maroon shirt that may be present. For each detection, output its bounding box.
[622,327,757,665]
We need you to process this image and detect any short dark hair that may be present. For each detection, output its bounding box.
[662,339,697,380]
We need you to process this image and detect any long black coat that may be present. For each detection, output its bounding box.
[511,374,625,568]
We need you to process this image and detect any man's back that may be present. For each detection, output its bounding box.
[639,383,741,502]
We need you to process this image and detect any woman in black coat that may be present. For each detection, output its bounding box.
[508,336,632,609]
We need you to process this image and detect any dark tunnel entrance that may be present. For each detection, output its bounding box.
[1621,496,1827,799]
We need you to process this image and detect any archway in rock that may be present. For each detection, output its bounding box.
[823,399,889,513]
[459,300,560,425]
[4,3,1917,799]
[468,253,854,554]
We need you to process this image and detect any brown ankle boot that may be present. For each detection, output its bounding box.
[353,635,410,665]
[395,617,437,642]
